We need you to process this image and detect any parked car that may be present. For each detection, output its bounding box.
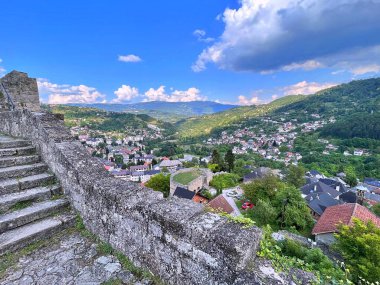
[226,191,238,198]
[241,202,254,210]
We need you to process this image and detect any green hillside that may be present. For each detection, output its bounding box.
[275,78,380,117]
[43,104,175,133]
[178,77,380,139]
[177,95,306,138]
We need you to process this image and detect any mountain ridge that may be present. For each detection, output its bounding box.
[67,100,238,119]
[177,77,380,138]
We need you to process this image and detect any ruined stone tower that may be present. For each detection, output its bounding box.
[0,71,40,112]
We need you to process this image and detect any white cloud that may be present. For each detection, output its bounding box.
[350,64,380,76]
[193,0,380,73]
[38,79,106,104]
[282,81,337,96]
[238,95,261,106]
[236,81,337,105]
[118,54,142,63]
[282,60,324,72]
[143,86,205,102]
[193,29,214,43]
[111,85,139,103]
[0,58,5,76]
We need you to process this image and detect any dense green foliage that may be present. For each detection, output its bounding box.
[145,174,170,197]
[333,219,380,283]
[242,176,314,234]
[295,133,380,179]
[285,165,306,188]
[258,226,351,284]
[320,112,380,140]
[276,78,380,118]
[372,203,380,217]
[153,142,183,157]
[209,173,240,193]
[224,149,235,172]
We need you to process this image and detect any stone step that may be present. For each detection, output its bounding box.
[0,173,56,195]
[0,139,31,149]
[0,185,62,212]
[0,163,48,180]
[0,146,36,157]
[0,213,75,256]
[0,155,40,168]
[0,198,69,234]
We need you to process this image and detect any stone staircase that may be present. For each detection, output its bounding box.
[0,134,75,255]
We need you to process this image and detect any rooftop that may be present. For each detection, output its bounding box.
[312,203,380,235]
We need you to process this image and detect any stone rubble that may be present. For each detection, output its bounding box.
[0,232,151,285]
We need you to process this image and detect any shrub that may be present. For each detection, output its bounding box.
[279,239,307,259]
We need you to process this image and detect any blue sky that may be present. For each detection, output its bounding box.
[1,0,380,105]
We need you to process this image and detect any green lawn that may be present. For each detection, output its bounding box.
[173,171,200,185]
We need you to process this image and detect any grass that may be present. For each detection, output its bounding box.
[101,279,124,285]
[75,216,165,285]
[172,170,200,185]
[0,228,76,279]
[9,200,33,211]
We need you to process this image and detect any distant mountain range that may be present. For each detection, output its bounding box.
[68,101,238,119]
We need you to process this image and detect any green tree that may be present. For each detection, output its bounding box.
[273,185,314,232]
[372,203,380,217]
[344,172,358,187]
[207,163,220,173]
[145,173,170,197]
[211,149,223,169]
[333,219,380,283]
[114,154,124,165]
[224,149,235,172]
[209,173,240,194]
[242,175,284,204]
[286,165,306,188]
[249,199,277,226]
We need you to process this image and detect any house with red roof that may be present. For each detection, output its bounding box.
[312,203,380,245]
[208,194,241,216]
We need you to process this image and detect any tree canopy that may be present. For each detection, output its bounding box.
[333,219,380,283]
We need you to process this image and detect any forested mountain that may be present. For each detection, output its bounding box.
[176,95,306,138]
[68,101,238,121]
[43,105,175,133]
[178,77,380,139]
[275,78,380,117]
[320,112,380,140]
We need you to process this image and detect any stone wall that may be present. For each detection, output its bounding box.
[0,71,40,112]
[0,110,271,285]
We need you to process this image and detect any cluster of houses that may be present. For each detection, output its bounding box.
[205,125,302,165]
[317,139,370,156]
[299,170,380,244]
[104,158,184,183]
[241,166,380,245]
[301,170,380,220]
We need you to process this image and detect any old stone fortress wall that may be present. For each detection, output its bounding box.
[0,71,310,285]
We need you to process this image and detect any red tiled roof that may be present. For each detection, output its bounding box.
[208,195,234,214]
[312,203,380,235]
